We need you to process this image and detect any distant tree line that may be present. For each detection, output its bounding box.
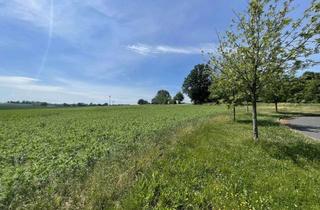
[7,101,110,107]
[62,102,109,107]
[7,101,49,106]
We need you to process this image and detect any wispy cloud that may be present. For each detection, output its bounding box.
[0,76,154,104]
[0,0,118,42]
[0,76,62,92]
[1,0,51,27]
[127,43,215,55]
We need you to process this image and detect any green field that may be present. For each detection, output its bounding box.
[0,105,222,209]
[1,104,320,209]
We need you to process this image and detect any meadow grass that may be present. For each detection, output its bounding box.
[0,105,223,209]
[116,104,320,209]
[259,103,320,116]
[1,103,320,209]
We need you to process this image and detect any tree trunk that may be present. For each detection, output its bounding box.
[252,57,259,141]
[233,105,236,122]
[275,101,278,113]
[252,94,259,141]
[246,101,249,113]
[232,88,236,122]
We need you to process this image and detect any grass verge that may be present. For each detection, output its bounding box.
[119,109,320,209]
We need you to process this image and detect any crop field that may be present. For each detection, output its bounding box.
[0,105,222,208]
[1,104,320,209]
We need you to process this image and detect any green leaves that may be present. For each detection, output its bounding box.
[182,64,213,104]
[283,18,292,25]
[152,90,172,104]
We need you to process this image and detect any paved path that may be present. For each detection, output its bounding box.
[287,117,320,140]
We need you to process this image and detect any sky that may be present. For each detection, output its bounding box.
[0,0,318,104]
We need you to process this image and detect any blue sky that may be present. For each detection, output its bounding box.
[0,0,317,104]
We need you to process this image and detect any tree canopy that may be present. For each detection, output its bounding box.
[173,92,184,104]
[152,90,172,104]
[182,64,212,104]
[137,99,149,105]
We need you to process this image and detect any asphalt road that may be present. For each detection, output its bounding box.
[287,117,320,140]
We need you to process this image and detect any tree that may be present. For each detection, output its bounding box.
[173,92,184,104]
[182,64,212,104]
[301,71,320,81]
[137,99,149,105]
[285,76,303,103]
[301,72,320,102]
[152,90,171,104]
[210,0,319,140]
[304,79,320,102]
[261,72,292,112]
[210,57,248,121]
[169,99,177,104]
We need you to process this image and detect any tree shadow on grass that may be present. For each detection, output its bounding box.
[260,140,320,166]
[258,112,282,118]
[287,124,320,134]
[236,119,279,127]
[237,118,320,166]
[278,111,320,117]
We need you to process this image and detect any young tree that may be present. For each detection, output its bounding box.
[210,55,247,121]
[211,0,319,140]
[152,90,172,104]
[261,72,292,112]
[173,92,184,104]
[182,64,212,104]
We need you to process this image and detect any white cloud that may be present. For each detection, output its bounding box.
[0,0,118,42]
[0,76,154,104]
[127,43,215,55]
[0,76,38,84]
[0,76,62,92]
[1,0,52,29]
